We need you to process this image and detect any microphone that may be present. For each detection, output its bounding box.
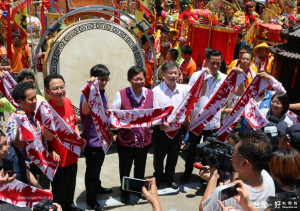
[193,162,208,170]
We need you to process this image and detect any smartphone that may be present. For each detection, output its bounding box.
[220,184,238,201]
[2,157,14,176]
[122,176,150,193]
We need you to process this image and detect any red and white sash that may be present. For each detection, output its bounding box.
[286,110,300,124]
[217,75,269,140]
[81,80,112,154]
[164,70,206,138]
[0,71,18,108]
[15,114,59,181]
[110,106,174,128]
[190,71,244,135]
[243,98,269,129]
[0,179,53,209]
[35,100,86,156]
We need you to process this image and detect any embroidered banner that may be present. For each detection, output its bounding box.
[81,80,112,154]
[0,179,53,209]
[243,98,269,130]
[110,106,174,128]
[190,71,244,135]
[217,75,269,140]
[286,110,300,124]
[164,70,206,138]
[15,114,59,181]
[0,71,18,108]
[35,100,86,157]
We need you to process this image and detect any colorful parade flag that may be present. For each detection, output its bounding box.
[0,71,18,108]
[164,70,206,138]
[81,80,112,154]
[12,0,29,68]
[218,75,269,140]
[0,179,52,209]
[35,100,86,157]
[243,98,269,130]
[110,106,173,128]
[190,71,244,135]
[15,114,59,181]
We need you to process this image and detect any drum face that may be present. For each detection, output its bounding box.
[44,19,144,114]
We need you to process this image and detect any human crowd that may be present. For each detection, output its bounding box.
[0,10,300,211]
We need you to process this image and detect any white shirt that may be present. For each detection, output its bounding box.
[152,82,190,108]
[110,87,157,109]
[189,70,227,130]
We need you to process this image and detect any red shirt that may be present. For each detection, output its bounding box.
[49,97,78,167]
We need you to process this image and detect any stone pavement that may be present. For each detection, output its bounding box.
[73,144,204,211]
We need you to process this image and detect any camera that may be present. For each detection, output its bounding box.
[33,199,57,211]
[196,136,234,172]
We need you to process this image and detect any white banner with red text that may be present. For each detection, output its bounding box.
[0,178,53,209]
[164,70,207,138]
[190,71,244,135]
[15,114,59,181]
[217,75,269,140]
[81,80,112,154]
[110,106,174,128]
[243,98,269,129]
[35,100,86,157]
[0,71,18,108]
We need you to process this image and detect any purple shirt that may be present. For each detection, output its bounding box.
[80,90,108,148]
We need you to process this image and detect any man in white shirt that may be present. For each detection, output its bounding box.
[200,130,275,211]
[181,50,244,182]
[152,61,190,189]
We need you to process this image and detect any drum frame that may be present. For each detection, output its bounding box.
[32,6,157,94]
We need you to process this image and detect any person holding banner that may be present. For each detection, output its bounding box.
[110,66,155,204]
[152,61,190,189]
[7,82,57,188]
[44,74,85,211]
[181,50,244,182]
[80,64,113,211]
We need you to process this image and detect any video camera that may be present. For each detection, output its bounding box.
[196,135,234,172]
[33,199,57,211]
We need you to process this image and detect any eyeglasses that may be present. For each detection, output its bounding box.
[231,150,244,158]
[97,77,110,82]
[50,85,66,91]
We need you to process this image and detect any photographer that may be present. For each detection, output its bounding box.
[278,124,300,152]
[199,130,275,211]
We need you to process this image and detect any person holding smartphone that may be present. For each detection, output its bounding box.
[199,130,275,211]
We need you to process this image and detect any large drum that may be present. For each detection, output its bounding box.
[43,19,144,114]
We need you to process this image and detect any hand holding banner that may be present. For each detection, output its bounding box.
[35,100,86,157]
[81,80,112,154]
[110,106,174,128]
[0,71,18,108]
[15,114,59,181]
